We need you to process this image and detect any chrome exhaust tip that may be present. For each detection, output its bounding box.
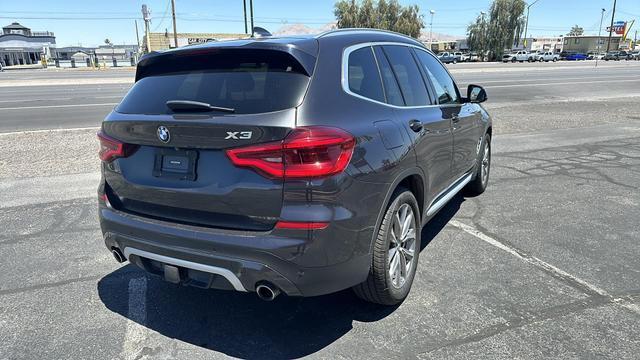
[256,282,280,301]
[111,248,126,263]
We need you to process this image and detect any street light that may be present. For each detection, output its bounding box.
[480,11,486,61]
[429,10,435,48]
[523,0,541,49]
[596,8,606,68]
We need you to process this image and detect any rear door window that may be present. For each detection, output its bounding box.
[379,45,430,106]
[373,46,404,106]
[347,47,385,103]
[117,49,311,115]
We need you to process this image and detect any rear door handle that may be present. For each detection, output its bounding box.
[408,119,423,132]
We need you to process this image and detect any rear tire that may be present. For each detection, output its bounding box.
[464,133,491,196]
[353,189,421,305]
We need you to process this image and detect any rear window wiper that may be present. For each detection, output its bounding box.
[166,100,235,113]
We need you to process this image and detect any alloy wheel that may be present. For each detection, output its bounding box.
[388,203,417,288]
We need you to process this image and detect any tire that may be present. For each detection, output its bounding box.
[511,58,516,63]
[553,58,557,62]
[353,188,421,305]
[453,59,457,64]
[464,133,491,196]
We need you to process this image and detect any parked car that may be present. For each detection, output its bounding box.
[452,52,464,62]
[437,51,457,64]
[97,29,492,305]
[536,51,559,62]
[604,51,621,61]
[460,52,471,62]
[587,52,606,60]
[618,50,633,60]
[468,52,480,62]
[631,51,640,60]
[502,50,533,62]
[565,53,588,61]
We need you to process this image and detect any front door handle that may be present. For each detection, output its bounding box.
[408,119,423,132]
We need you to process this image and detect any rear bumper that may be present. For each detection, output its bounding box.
[100,205,371,297]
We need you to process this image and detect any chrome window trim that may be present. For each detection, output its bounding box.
[124,247,247,292]
[342,41,462,109]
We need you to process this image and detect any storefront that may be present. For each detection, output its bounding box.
[0,22,56,66]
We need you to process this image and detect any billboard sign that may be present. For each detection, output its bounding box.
[606,21,626,35]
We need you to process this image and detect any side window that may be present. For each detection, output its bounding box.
[347,47,385,103]
[380,45,430,106]
[414,49,460,105]
[373,46,404,106]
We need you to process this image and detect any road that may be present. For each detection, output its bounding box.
[1,61,640,133]
[1,62,639,359]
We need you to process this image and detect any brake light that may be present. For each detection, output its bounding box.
[97,131,138,162]
[226,126,355,179]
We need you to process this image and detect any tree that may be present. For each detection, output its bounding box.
[466,0,526,60]
[567,25,584,36]
[334,0,424,38]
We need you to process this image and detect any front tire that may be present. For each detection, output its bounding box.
[353,189,420,305]
[464,133,491,196]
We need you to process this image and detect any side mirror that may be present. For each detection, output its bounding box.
[467,84,487,103]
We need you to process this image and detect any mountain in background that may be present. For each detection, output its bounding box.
[274,23,462,41]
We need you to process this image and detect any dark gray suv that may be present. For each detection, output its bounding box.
[98,29,492,305]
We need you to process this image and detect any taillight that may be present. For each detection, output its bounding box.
[97,131,138,162]
[226,126,355,179]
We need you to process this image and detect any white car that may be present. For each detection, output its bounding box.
[502,50,533,63]
[536,51,559,62]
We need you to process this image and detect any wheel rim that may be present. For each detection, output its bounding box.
[388,203,417,289]
[481,140,490,185]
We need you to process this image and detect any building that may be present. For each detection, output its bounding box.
[562,35,622,53]
[142,32,246,52]
[0,22,56,66]
[94,44,138,61]
[519,37,564,53]
[423,40,458,53]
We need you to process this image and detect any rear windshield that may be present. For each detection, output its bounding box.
[117,49,311,115]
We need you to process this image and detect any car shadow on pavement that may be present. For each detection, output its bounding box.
[97,195,464,359]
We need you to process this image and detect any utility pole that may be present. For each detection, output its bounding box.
[429,10,435,50]
[249,0,255,37]
[243,0,248,35]
[523,0,540,50]
[596,8,606,68]
[134,20,141,54]
[142,5,152,53]
[606,0,617,53]
[170,0,178,47]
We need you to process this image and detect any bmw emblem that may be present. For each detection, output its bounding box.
[157,126,170,143]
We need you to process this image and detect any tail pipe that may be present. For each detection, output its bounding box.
[111,248,126,263]
[255,282,281,301]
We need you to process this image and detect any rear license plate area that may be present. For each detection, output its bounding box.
[153,148,198,181]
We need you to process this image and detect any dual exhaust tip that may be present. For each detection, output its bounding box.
[111,248,126,263]
[111,247,281,301]
[256,282,281,301]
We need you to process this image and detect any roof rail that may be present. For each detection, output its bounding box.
[316,27,423,45]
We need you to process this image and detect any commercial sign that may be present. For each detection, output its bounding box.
[606,21,626,35]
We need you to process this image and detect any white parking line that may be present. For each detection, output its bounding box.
[0,103,117,111]
[0,95,122,104]
[449,220,640,315]
[122,277,149,360]
[485,78,640,88]
[0,126,99,136]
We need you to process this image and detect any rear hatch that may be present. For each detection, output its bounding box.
[101,42,317,231]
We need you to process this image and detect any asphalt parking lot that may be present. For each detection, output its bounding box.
[1,61,639,359]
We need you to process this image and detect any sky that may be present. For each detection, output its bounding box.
[1,0,639,47]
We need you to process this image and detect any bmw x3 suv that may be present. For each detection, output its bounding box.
[98,29,492,305]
